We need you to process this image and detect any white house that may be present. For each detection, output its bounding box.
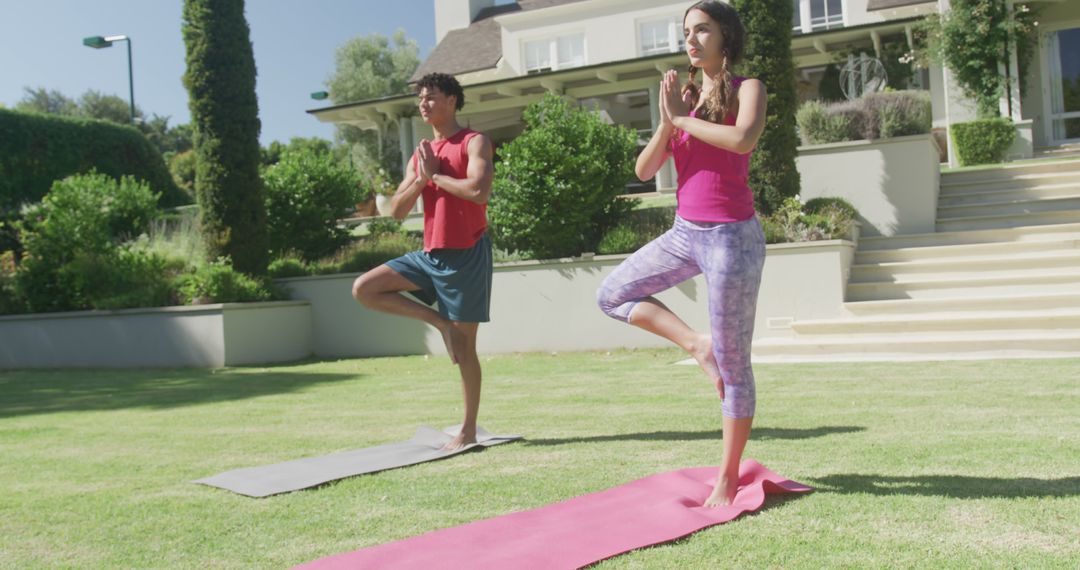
[308,0,1080,180]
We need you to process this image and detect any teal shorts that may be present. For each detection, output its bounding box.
[385,233,493,323]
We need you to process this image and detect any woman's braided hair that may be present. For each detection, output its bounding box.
[681,1,746,124]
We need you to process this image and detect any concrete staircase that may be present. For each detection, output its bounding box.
[754,158,1080,362]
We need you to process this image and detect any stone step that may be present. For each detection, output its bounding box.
[938,182,1080,206]
[845,267,1080,302]
[936,210,1080,233]
[752,330,1080,362]
[940,171,1080,194]
[941,158,1080,185]
[854,236,1080,264]
[841,292,1080,316]
[849,250,1080,283]
[791,308,1080,335]
[857,222,1080,251]
[936,194,1080,219]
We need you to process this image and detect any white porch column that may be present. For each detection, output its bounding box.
[397,115,414,180]
[648,83,676,192]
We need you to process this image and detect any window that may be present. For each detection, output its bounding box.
[524,40,552,74]
[639,17,684,56]
[557,34,585,69]
[524,33,585,74]
[809,0,842,31]
[792,0,843,34]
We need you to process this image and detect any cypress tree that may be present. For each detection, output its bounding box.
[732,0,801,214]
[182,0,268,274]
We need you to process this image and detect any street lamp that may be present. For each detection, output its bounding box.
[310,91,329,101]
[82,34,135,124]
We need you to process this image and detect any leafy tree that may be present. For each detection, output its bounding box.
[182,0,268,275]
[15,86,192,156]
[261,136,334,166]
[488,94,637,259]
[141,115,194,157]
[15,87,78,116]
[326,30,420,182]
[78,89,142,124]
[732,0,801,214]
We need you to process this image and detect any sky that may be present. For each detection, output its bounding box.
[0,1,437,145]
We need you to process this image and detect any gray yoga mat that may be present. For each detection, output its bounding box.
[194,425,522,498]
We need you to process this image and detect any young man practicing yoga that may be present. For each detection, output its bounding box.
[352,73,495,451]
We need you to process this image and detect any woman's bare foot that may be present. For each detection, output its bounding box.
[704,473,739,507]
[689,334,724,397]
[441,429,477,451]
[439,324,467,365]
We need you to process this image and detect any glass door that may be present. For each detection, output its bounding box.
[1047,27,1080,143]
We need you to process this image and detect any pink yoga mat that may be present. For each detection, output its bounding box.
[295,460,811,569]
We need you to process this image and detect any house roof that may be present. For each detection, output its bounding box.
[866,0,935,11]
[410,0,587,83]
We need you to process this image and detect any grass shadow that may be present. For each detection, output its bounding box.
[525,425,865,446]
[0,365,359,418]
[812,473,1080,499]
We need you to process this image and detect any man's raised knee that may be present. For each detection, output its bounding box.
[351,276,372,305]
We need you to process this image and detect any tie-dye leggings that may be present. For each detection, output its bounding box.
[596,215,766,418]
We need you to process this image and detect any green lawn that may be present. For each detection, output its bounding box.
[2,351,1077,568]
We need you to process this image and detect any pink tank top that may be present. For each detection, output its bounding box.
[669,77,756,223]
[412,128,488,251]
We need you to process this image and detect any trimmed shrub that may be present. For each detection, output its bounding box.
[365,216,404,239]
[761,196,856,244]
[172,259,274,304]
[596,224,640,255]
[733,0,801,214]
[183,0,268,275]
[951,118,1016,166]
[796,100,861,145]
[263,147,362,261]
[334,232,423,274]
[862,91,932,139]
[0,251,23,315]
[267,256,309,279]
[796,90,931,144]
[168,149,197,199]
[596,206,676,255]
[72,247,174,310]
[14,172,162,312]
[804,196,858,220]
[0,108,186,253]
[489,94,637,259]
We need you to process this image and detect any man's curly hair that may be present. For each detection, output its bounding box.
[415,72,465,110]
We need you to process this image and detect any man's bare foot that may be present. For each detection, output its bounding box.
[441,429,477,451]
[704,473,739,507]
[689,335,724,398]
[439,324,467,365]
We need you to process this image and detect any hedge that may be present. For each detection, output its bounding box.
[0,108,187,252]
[950,118,1016,166]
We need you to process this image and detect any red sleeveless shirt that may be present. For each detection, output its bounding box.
[414,128,488,251]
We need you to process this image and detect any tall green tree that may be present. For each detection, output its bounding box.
[15,87,78,116]
[326,30,419,182]
[78,90,143,124]
[732,0,801,214]
[182,0,268,274]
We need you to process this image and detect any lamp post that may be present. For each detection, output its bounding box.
[310,91,329,101]
[82,34,135,124]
